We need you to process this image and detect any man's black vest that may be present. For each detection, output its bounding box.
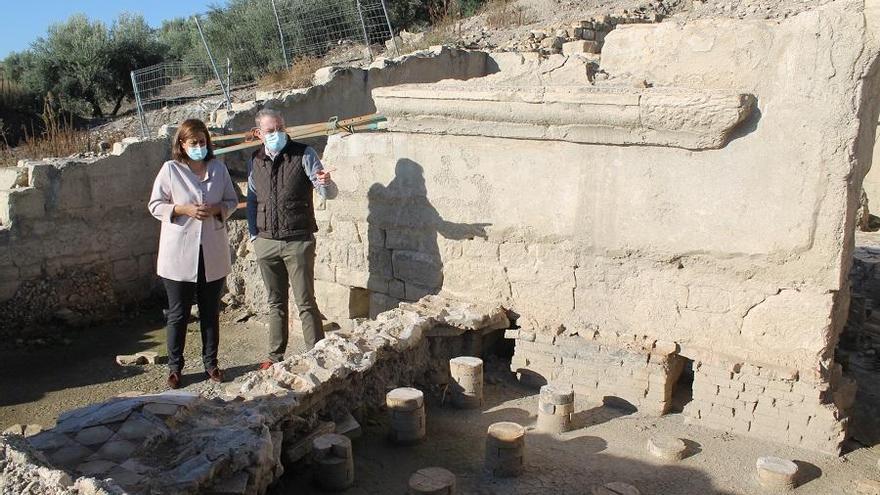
[251,139,318,240]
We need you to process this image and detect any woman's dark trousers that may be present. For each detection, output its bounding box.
[163,250,224,373]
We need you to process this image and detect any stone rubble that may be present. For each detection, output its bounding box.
[498,15,659,55]
[0,296,509,494]
[114,355,147,367]
[134,352,158,365]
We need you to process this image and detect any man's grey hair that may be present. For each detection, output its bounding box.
[255,108,285,128]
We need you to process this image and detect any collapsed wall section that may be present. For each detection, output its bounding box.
[313,0,880,454]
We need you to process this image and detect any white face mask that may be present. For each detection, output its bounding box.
[264,131,287,153]
[185,145,208,161]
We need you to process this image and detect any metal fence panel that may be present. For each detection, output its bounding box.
[197,1,289,84]
[275,0,396,60]
[130,61,227,137]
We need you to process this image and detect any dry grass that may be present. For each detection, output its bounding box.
[0,78,29,110]
[257,57,324,91]
[483,0,534,29]
[0,102,125,168]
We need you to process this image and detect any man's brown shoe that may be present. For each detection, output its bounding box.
[258,360,274,371]
[206,367,223,383]
[167,372,181,389]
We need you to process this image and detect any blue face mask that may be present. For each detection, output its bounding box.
[264,131,287,153]
[185,145,208,161]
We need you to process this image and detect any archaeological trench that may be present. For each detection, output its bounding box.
[4,0,880,493]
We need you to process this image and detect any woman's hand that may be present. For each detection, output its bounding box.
[200,204,222,219]
[174,204,219,220]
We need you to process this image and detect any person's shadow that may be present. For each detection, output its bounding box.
[367,159,490,310]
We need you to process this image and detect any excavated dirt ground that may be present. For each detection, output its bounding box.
[272,378,880,495]
[0,307,303,427]
[2,307,879,494]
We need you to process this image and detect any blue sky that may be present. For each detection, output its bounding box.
[0,0,221,58]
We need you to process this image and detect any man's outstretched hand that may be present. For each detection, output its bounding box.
[439,221,492,240]
[316,167,336,186]
[468,222,491,239]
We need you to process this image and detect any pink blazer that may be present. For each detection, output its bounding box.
[148,159,238,283]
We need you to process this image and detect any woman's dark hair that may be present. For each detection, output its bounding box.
[171,118,215,162]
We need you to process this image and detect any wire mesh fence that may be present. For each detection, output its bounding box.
[130,0,398,138]
[130,61,230,138]
[275,0,397,62]
[197,1,290,84]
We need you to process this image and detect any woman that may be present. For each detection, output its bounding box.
[148,118,238,389]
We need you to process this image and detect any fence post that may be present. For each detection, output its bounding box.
[355,0,373,61]
[271,0,290,70]
[379,0,399,57]
[226,58,232,96]
[130,70,149,139]
[193,15,233,110]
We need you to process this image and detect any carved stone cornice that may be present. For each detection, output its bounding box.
[373,84,756,150]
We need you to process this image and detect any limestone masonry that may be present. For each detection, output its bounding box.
[1,0,879,483]
[310,0,880,455]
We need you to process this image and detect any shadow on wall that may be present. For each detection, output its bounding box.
[726,104,762,146]
[366,159,491,310]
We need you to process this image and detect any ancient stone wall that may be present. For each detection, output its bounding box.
[0,139,170,331]
[0,47,497,333]
[308,0,880,454]
[222,46,500,316]
[507,329,686,416]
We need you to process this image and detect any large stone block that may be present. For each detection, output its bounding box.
[55,166,93,211]
[386,228,435,251]
[440,258,510,302]
[373,84,754,150]
[315,280,354,319]
[392,250,442,289]
[0,188,45,225]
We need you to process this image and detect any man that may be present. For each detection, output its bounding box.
[246,108,337,369]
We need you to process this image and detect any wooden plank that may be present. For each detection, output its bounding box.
[211,114,385,142]
[214,119,386,156]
